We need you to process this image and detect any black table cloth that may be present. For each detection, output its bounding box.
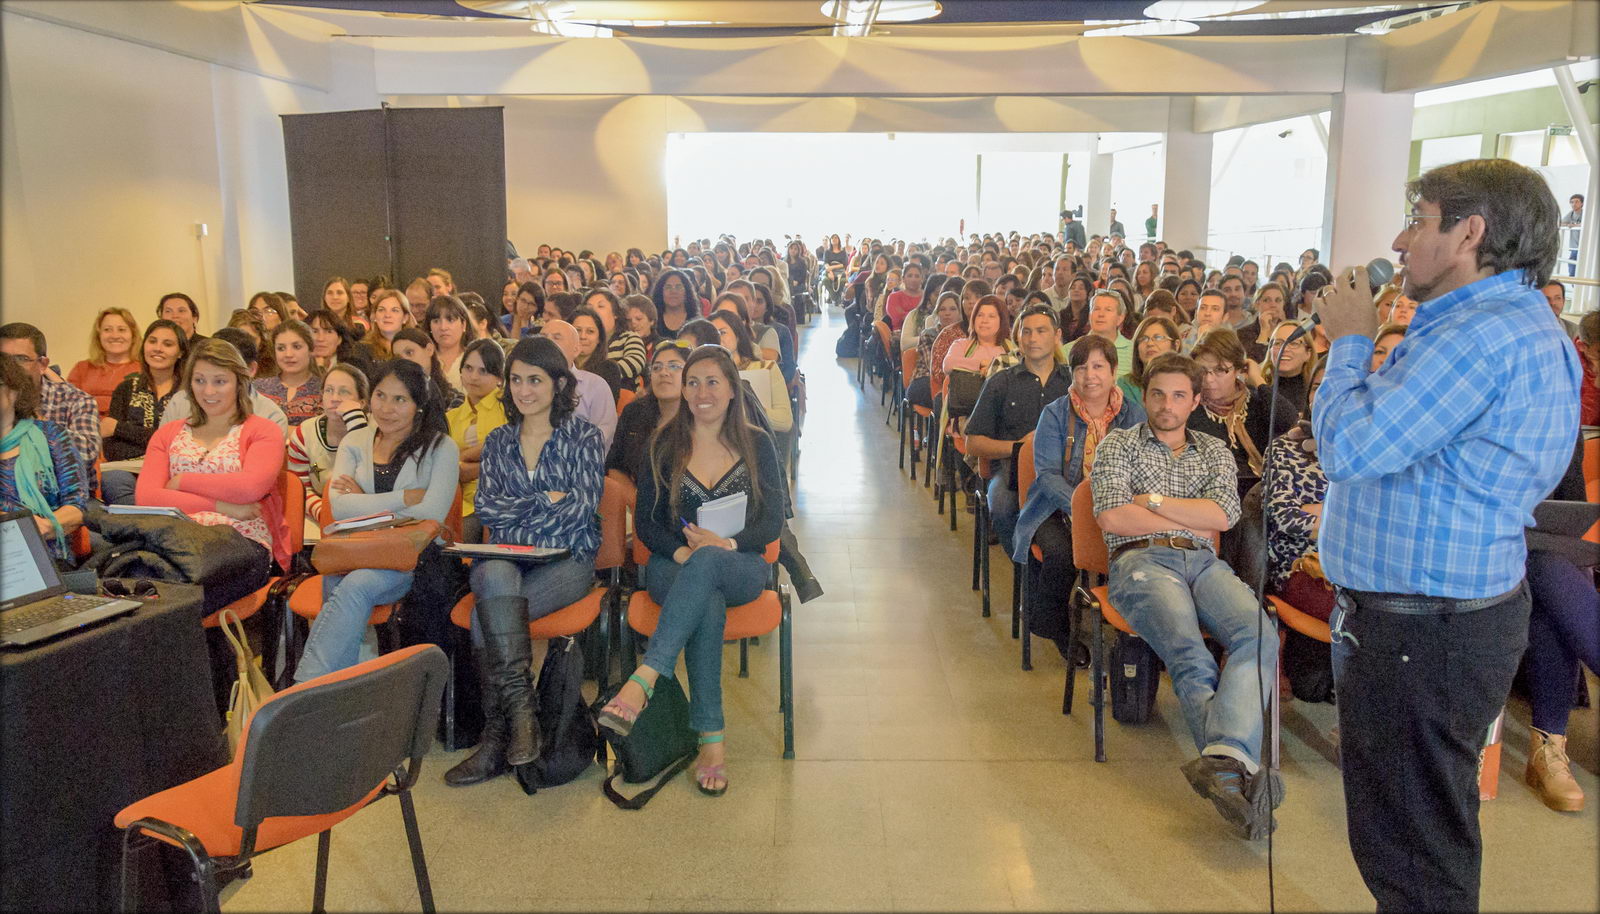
[1,582,227,912]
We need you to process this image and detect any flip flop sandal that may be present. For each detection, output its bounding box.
[695,733,728,797]
[597,674,654,738]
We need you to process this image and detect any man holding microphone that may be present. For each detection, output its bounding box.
[1312,159,1580,911]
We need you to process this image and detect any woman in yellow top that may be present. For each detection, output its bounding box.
[446,338,509,546]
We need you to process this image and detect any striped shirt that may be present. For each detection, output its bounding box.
[473,416,605,561]
[1314,270,1581,599]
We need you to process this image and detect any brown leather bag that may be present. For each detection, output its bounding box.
[311,518,446,575]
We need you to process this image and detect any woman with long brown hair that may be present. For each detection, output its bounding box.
[597,346,785,797]
[69,307,142,418]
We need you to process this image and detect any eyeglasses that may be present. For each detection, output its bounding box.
[1139,334,1174,345]
[1402,213,1444,233]
[4,353,38,365]
[1199,365,1237,378]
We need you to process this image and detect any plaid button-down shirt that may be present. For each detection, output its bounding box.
[39,374,100,477]
[1090,422,1241,553]
[1314,270,1581,599]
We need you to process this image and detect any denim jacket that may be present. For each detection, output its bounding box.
[1010,393,1146,563]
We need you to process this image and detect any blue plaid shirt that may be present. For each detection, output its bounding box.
[1313,270,1581,598]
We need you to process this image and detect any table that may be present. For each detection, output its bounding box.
[0,582,227,912]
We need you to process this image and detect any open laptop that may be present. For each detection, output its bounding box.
[0,511,141,648]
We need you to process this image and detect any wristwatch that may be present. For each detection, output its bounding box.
[1147,493,1165,512]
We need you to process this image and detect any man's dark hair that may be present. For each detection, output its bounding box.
[212,326,258,367]
[1226,254,1246,267]
[158,292,199,319]
[1142,351,1203,394]
[1407,158,1560,287]
[0,322,46,358]
[0,356,39,417]
[1544,279,1567,296]
[1572,194,1585,204]
[1017,304,1059,329]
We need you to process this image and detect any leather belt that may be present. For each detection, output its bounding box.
[1109,536,1205,566]
[1340,584,1525,616]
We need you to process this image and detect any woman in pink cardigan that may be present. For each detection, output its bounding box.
[136,338,290,597]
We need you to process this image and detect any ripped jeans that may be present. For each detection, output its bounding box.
[1107,545,1277,773]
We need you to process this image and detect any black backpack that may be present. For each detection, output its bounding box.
[514,637,601,793]
[593,673,698,809]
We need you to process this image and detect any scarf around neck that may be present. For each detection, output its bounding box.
[1,419,66,556]
[1068,385,1124,474]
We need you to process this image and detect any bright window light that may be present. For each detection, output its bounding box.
[1143,1,1267,20]
[1083,19,1200,36]
[1415,61,1600,107]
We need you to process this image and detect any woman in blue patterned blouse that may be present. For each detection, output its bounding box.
[445,336,605,788]
[597,345,786,797]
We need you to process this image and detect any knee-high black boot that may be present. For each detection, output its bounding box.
[477,595,540,766]
[442,653,508,786]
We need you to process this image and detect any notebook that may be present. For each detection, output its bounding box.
[695,492,747,539]
[323,511,398,535]
[106,504,188,521]
[0,511,140,648]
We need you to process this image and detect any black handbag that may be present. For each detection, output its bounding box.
[945,369,985,417]
[85,508,270,611]
[593,674,697,809]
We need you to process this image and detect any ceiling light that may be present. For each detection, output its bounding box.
[822,1,942,25]
[1084,19,1202,36]
[1144,1,1268,19]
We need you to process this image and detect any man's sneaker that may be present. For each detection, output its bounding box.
[1181,755,1270,839]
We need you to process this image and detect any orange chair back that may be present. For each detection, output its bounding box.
[1584,437,1599,489]
[900,347,918,385]
[873,320,892,359]
[279,470,305,554]
[1017,437,1036,504]
[444,486,464,543]
[628,493,779,567]
[318,480,335,528]
[596,471,636,571]
[617,387,637,414]
[1071,481,1109,575]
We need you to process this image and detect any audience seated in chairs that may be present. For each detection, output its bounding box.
[1260,320,1320,420]
[0,356,90,565]
[288,363,369,525]
[447,338,509,547]
[135,337,288,602]
[707,308,793,434]
[608,341,690,482]
[570,305,626,401]
[0,322,100,479]
[446,336,606,787]
[100,319,189,504]
[391,326,466,412]
[1188,328,1297,497]
[294,359,459,683]
[598,346,787,797]
[1090,351,1280,839]
[161,328,288,435]
[961,303,1066,554]
[540,320,619,449]
[254,320,323,428]
[1013,330,1146,662]
[1523,435,1598,813]
[68,307,142,418]
[582,288,647,385]
[905,290,962,411]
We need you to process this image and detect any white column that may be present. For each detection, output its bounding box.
[1321,37,1414,270]
[1086,135,1114,238]
[1160,96,1212,251]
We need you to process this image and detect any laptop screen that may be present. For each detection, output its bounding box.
[0,513,60,609]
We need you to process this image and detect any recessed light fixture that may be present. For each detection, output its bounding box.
[1084,18,1202,37]
[1144,1,1269,19]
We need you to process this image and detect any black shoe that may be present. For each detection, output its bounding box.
[1181,756,1269,839]
[794,576,825,604]
[443,659,510,787]
[479,596,541,767]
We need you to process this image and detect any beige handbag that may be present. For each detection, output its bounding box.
[219,608,275,754]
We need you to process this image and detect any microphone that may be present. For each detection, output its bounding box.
[1284,257,1395,344]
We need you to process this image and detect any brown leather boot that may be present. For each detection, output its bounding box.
[1526,728,1585,813]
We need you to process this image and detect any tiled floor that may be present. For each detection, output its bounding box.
[230,308,1599,912]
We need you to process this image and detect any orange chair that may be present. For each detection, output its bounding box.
[898,348,933,480]
[440,471,635,748]
[617,386,636,414]
[1069,480,1225,761]
[623,532,795,759]
[282,484,463,684]
[114,645,448,913]
[871,320,897,411]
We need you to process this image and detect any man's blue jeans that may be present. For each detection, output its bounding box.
[1107,545,1277,773]
[295,568,414,683]
[642,548,768,733]
[986,470,1019,552]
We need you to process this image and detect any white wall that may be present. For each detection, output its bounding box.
[0,9,377,368]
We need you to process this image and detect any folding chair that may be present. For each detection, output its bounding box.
[115,645,448,913]
[622,535,795,759]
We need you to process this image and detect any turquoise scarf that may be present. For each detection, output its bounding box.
[1,419,66,556]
